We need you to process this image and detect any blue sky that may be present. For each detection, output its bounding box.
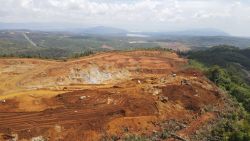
[0,0,250,36]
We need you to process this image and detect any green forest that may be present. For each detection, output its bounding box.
[187,45,250,141]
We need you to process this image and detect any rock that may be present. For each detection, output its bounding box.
[0,99,6,103]
[31,136,46,141]
[144,86,162,96]
[55,125,62,133]
[107,98,113,104]
[153,130,158,133]
[160,77,166,83]
[138,80,141,84]
[160,96,168,103]
[69,66,130,84]
[181,79,190,85]
[80,96,86,100]
[153,88,162,96]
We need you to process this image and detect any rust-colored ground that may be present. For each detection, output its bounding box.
[0,51,230,141]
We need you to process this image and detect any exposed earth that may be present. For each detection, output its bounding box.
[0,51,233,141]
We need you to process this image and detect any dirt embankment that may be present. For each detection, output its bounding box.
[0,51,232,141]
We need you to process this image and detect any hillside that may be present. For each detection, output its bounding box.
[188,46,250,81]
[0,51,235,141]
[187,46,250,140]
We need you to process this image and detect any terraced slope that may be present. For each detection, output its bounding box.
[0,51,233,141]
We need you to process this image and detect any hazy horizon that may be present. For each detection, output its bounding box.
[1,0,250,36]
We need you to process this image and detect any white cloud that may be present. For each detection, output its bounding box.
[0,0,250,36]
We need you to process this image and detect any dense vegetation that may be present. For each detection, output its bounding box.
[157,36,250,49]
[187,45,250,141]
[188,46,250,70]
[0,30,160,59]
[2,30,250,60]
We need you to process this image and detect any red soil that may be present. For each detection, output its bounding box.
[0,51,229,141]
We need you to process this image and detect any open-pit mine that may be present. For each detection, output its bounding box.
[0,51,233,141]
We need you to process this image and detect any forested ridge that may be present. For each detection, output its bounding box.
[187,45,250,141]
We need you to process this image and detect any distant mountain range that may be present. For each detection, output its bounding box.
[0,23,230,37]
[80,26,127,35]
[73,26,230,37]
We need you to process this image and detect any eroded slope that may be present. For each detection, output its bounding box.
[0,51,232,141]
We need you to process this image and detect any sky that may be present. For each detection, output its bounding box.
[0,0,250,36]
